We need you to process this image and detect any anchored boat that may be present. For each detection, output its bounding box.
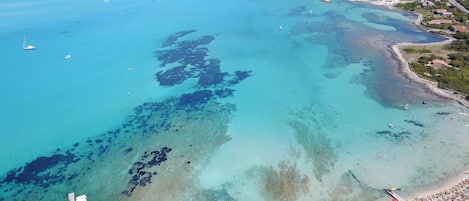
[23,36,36,50]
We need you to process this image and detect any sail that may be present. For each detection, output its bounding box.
[22,36,26,48]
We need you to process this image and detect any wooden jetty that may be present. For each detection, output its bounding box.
[387,190,404,201]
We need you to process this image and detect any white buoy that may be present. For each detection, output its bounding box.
[279,25,283,30]
[309,10,313,16]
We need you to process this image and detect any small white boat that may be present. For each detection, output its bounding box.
[23,36,36,50]
[65,54,72,59]
[76,194,87,201]
[388,123,395,129]
[68,192,87,201]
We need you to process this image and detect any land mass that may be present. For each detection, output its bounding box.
[354,0,469,108]
[351,0,469,200]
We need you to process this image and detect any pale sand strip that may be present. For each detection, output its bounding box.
[402,171,469,201]
[348,0,415,9]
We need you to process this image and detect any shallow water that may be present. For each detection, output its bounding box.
[0,0,468,200]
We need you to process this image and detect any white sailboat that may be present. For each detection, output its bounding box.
[23,36,36,50]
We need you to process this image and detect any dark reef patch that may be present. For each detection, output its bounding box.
[198,59,228,87]
[179,90,214,108]
[375,130,412,142]
[404,120,425,128]
[155,65,195,86]
[1,153,76,188]
[162,29,196,48]
[124,147,133,154]
[122,146,172,197]
[228,70,252,85]
[234,70,251,82]
[155,35,214,67]
[214,88,235,98]
[436,112,451,115]
[154,30,251,89]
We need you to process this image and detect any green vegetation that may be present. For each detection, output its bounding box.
[432,0,449,8]
[418,54,443,63]
[437,68,469,94]
[410,62,429,74]
[448,53,469,67]
[446,39,469,52]
[410,55,469,94]
[395,2,420,11]
[426,23,452,30]
[395,0,469,96]
[456,0,469,11]
[447,33,469,53]
[402,47,433,54]
[450,8,469,24]
[454,32,469,39]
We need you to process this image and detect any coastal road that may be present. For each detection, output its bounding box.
[448,0,469,13]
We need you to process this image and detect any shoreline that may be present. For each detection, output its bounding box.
[401,170,469,200]
[353,0,469,109]
[390,40,469,200]
[348,0,413,9]
[350,0,469,200]
[390,41,469,108]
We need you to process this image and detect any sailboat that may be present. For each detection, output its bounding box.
[23,36,36,50]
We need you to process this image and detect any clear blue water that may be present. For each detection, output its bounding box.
[0,0,468,200]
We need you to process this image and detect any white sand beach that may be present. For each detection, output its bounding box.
[402,170,469,200]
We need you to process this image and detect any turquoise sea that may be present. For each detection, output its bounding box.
[1,0,468,200]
